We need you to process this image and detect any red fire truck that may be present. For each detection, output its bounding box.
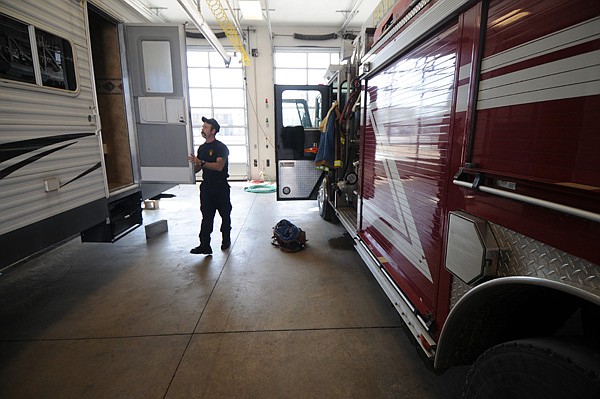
[275,0,600,396]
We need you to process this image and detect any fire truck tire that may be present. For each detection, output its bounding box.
[462,338,600,399]
[318,176,333,221]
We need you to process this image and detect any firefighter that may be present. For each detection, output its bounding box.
[188,117,231,255]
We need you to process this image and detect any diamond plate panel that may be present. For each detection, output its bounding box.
[450,278,471,307]
[491,224,600,290]
[450,221,600,308]
[277,160,323,199]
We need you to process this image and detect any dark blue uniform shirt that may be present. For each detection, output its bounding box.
[197,139,229,182]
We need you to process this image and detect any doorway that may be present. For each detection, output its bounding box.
[87,6,135,194]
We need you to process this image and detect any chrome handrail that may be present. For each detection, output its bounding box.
[453,179,600,223]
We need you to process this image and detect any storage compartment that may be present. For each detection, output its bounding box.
[81,192,142,242]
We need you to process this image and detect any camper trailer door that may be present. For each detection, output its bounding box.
[124,24,194,187]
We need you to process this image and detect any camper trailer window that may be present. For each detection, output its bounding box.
[141,40,174,93]
[0,13,36,85]
[35,28,76,91]
[0,13,76,91]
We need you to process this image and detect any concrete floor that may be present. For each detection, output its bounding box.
[0,183,469,398]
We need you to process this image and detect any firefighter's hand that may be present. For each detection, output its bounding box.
[188,154,200,166]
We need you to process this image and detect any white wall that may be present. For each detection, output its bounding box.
[245,26,276,182]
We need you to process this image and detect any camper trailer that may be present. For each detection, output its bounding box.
[0,0,195,268]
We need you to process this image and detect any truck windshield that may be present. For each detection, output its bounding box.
[281,89,322,128]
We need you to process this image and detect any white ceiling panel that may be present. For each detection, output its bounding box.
[126,0,383,29]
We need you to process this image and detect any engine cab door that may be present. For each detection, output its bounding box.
[274,85,331,200]
[124,24,194,194]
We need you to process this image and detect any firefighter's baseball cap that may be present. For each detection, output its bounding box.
[201,116,220,133]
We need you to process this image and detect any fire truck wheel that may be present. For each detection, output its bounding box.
[318,176,334,221]
[462,338,600,399]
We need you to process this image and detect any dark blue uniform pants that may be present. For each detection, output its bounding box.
[199,181,232,246]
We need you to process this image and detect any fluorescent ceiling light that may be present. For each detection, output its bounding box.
[239,1,263,20]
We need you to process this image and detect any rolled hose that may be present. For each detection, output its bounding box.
[244,184,276,193]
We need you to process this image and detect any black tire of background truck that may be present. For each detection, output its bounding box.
[318,176,333,221]
[462,337,600,399]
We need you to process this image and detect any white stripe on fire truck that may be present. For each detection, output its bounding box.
[458,63,471,81]
[455,84,469,113]
[482,16,600,74]
[455,63,472,113]
[477,49,600,110]
[456,17,599,113]
[475,15,600,110]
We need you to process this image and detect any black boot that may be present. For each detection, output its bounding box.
[221,236,231,250]
[190,244,212,255]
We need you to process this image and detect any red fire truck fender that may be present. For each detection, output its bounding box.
[434,276,599,369]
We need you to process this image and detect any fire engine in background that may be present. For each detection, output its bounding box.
[275,0,600,396]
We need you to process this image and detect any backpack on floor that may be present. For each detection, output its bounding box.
[271,219,307,253]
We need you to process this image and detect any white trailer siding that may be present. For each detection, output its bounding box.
[0,0,106,237]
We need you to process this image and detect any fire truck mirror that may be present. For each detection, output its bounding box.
[445,211,499,285]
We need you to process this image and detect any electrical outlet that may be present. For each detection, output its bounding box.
[44,178,60,192]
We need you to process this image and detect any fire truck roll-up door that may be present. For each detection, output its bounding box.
[361,19,463,337]
[274,85,331,200]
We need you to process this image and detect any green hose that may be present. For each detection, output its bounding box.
[244,184,276,193]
